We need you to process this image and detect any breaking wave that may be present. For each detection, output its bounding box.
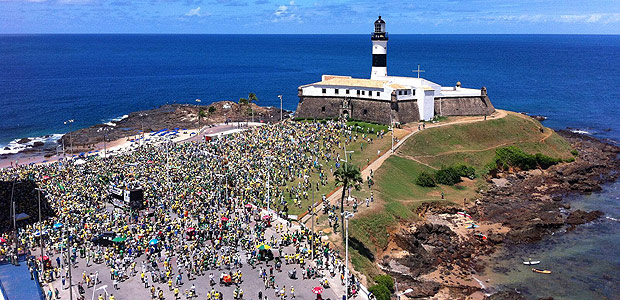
[0,134,63,155]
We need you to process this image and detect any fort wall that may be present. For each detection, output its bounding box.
[296,91,494,124]
[296,95,421,124]
[434,94,495,117]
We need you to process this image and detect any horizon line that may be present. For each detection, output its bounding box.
[1,33,620,36]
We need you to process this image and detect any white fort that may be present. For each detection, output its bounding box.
[296,16,492,123]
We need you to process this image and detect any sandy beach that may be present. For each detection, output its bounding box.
[0,122,264,169]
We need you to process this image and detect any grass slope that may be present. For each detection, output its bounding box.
[347,112,574,279]
[399,112,573,172]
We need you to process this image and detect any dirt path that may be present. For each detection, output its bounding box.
[397,154,440,170]
[409,120,554,162]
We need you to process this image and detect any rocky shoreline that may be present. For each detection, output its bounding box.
[60,101,287,150]
[0,101,288,161]
[376,130,620,299]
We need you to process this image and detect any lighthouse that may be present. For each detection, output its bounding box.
[370,16,388,79]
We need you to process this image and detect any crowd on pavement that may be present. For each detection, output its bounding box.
[0,119,378,300]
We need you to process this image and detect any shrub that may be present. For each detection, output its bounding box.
[435,167,462,185]
[493,146,562,171]
[535,153,561,169]
[368,284,391,300]
[485,161,500,176]
[454,165,476,179]
[564,157,576,163]
[571,149,579,157]
[416,172,436,187]
[374,275,395,293]
[495,146,537,171]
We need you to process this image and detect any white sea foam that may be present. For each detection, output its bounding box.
[0,134,63,155]
[102,114,129,127]
[111,114,129,122]
[570,129,592,135]
[606,216,619,222]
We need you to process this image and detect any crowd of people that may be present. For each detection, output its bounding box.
[0,119,379,300]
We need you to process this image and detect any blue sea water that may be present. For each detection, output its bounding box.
[1,34,620,298]
[1,34,620,147]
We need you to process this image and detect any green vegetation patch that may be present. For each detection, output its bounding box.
[415,172,436,187]
[401,113,573,159]
[346,121,389,134]
[491,145,563,172]
[373,275,395,293]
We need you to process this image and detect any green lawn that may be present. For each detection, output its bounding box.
[401,113,571,156]
[400,112,574,173]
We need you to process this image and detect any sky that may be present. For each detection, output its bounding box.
[1,0,620,34]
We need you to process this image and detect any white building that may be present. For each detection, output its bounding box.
[296,16,493,124]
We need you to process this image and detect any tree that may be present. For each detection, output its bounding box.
[239,92,258,123]
[435,167,461,186]
[368,284,391,300]
[373,275,395,294]
[334,162,363,238]
[208,105,216,115]
[415,172,436,187]
[206,105,216,123]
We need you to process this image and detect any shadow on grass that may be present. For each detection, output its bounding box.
[349,236,375,262]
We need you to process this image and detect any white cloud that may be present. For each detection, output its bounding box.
[274,5,287,16]
[57,0,93,3]
[185,6,202,17]
[272,1,301,23]
[560,13,620,24]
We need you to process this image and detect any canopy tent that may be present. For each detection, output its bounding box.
[112,237,126,243]
[256,244,271,250]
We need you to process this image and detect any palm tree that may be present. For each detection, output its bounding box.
[198,108,207,129]
[334,162,363,238]
[239,93,258,123]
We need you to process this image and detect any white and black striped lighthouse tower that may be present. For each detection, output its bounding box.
[370,16,388,79]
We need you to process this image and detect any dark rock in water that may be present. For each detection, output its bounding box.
[519,112,547,122]
[33,141,45,147]
[17,138,31,144]
[566,210,603,226]
[3,147,10,150]
[484,291,525,300]
[538,297,554,300]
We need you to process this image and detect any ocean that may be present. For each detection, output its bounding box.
[1,34,620,298]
